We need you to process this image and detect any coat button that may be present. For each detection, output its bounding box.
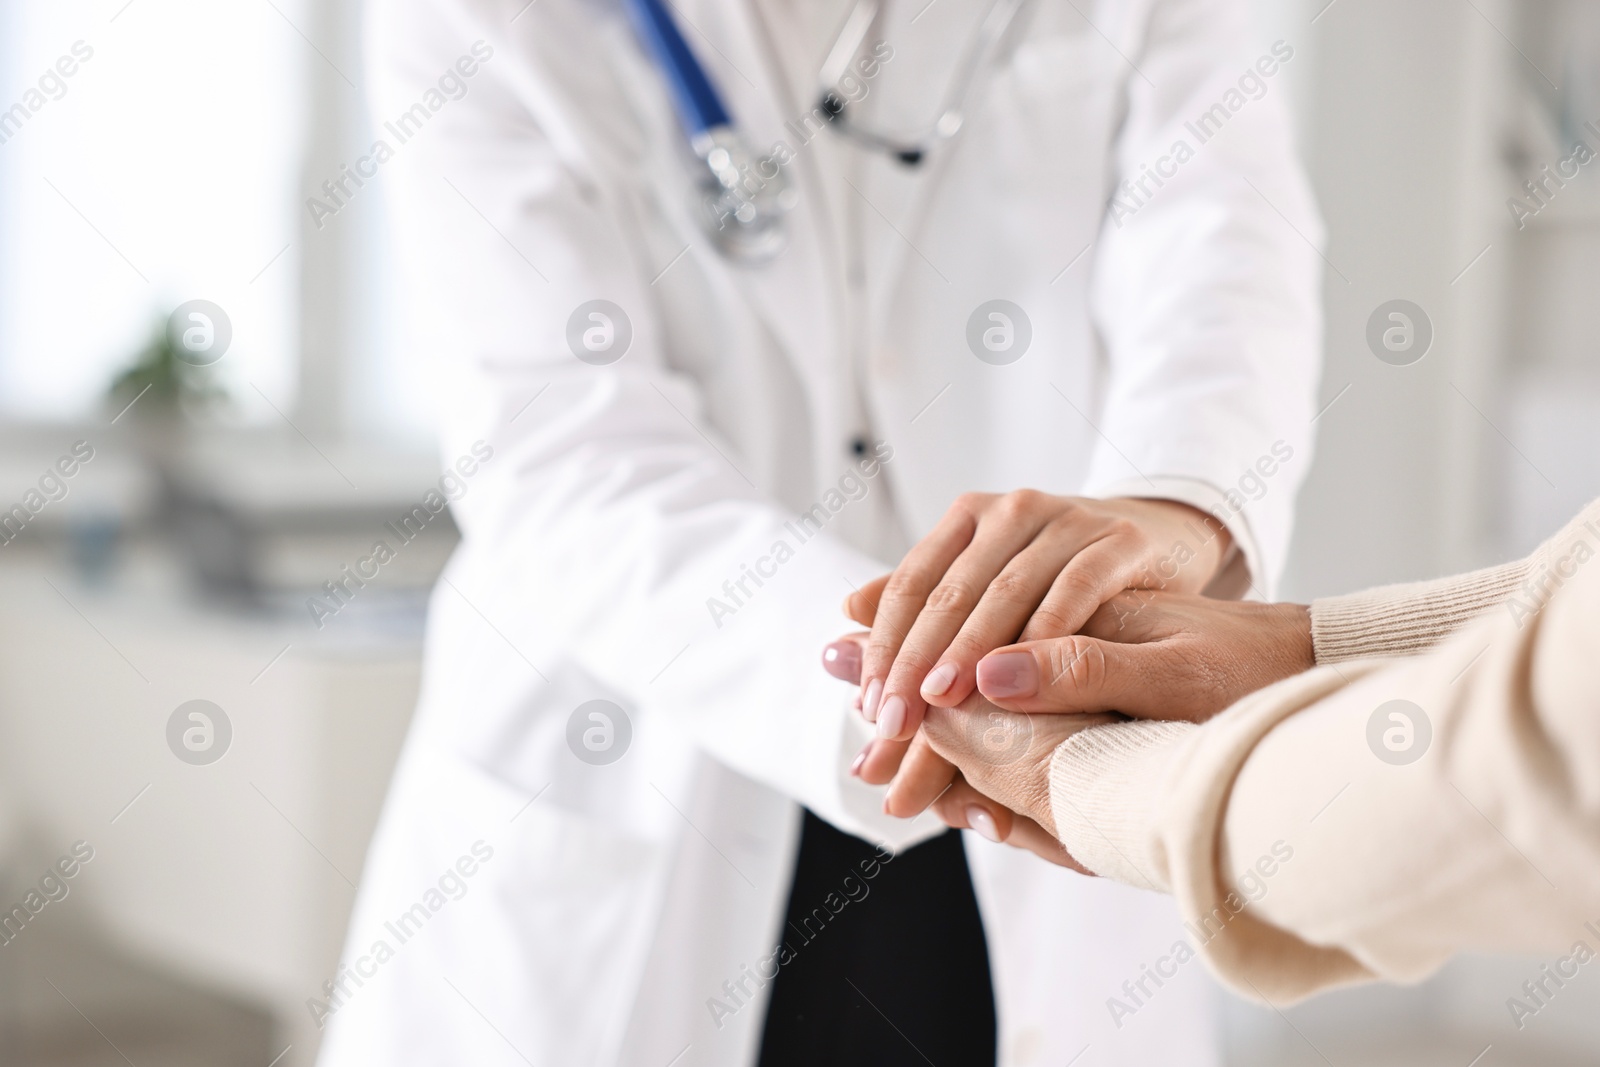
[848,436,869,457]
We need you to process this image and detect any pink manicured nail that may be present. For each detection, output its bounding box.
[977,652,1038,699]
[876,695,906,739]
[822,640,861,683]
[862,678,883,722]
[921,662,958,699]
[966,806,1001,842]
[849,743,871,777]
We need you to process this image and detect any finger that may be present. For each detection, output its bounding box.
[877,502,1054,741]
[857,501,987,721]
[927,781,1083,870]
[1078,589,1167,643]
[928,775,1014,843]
[843,575,889,628]
[1016,537,1147,644]
[1005,815,1090,872]
[882,735,958,818]
[821,633,868,684]
[916,520,1126,711]
[856,736,911,786]
[975,635,1153,714]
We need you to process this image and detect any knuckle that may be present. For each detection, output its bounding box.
[1048,638,1108,697]
[1042,570,1101,620]
[890,645,940,679]
[995,489,1040,522]
[1106,516,1142,542]
[862,634,901,670]
[984,568,1038,606]
[924,579,979,616]
[942,629,992,663]
[951,491,992,518]
[881,569,925,603]
[1055,564,1103,599]
[1012,487,1046,509]
[1021,605,1074,639]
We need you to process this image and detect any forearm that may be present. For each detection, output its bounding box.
[1308,558,1530,663]
[1309,497,1600,664]
[1087,0,1322,600]
[375,14,935,848]
[1050,556,1600,1003]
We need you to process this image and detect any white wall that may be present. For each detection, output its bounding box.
[1280,0,1522,601]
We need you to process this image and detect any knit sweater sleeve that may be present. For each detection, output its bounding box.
[1307,499,1600,664]
[1051,520,1600,1004]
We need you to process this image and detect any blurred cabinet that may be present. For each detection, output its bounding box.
[0,558,420,1067]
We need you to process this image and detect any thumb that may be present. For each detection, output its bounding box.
[821,632,869,684]
[974,635,1151,713]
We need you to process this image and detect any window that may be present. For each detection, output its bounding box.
[0,0,310,421]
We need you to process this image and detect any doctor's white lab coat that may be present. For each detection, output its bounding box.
[317,0,1322,1063]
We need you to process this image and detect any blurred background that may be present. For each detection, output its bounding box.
[0,0,1596,1063]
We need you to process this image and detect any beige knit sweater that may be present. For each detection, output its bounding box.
[1048,498,1600,1004]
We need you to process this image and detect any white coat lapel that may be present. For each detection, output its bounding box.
[661,0,847,411]
[850,0,1039,335]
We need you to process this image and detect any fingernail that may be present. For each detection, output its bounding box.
[966,806,1001,843]
[977,652,1038,699]
[876,695,906,739]
[849,743,871,777]
[822,640,861,682]
[921,662,958,699]
[862,678,883,722]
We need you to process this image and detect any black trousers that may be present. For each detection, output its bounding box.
[756,810,997,1067]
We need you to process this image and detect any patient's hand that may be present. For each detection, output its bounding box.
[830,586,1311,786]
[968,589,1314,722]
[825,591,1314,855]
[910,594,1312,855]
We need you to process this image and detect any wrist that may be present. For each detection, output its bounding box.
[1127,498,1234,588]
[1271,602,1316,673]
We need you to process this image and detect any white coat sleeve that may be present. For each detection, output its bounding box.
[367,0,928,847]
[1084,0,1324,597]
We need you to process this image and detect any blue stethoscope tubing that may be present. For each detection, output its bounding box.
[619,0,1026,262]
[620,0,793,261]
[620,0,731,141]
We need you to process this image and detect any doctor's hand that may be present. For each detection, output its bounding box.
[847,492,1233,744]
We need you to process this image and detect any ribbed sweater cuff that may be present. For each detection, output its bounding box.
[1309,559,1528,664]
[1049,721,1195,893]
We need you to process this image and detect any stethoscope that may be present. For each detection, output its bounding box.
[622,0,1030,263]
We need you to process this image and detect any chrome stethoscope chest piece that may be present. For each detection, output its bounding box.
[623,0,1028,264]
[692,127,796,264]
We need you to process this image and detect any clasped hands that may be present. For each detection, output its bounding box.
[821,491,1315,870]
